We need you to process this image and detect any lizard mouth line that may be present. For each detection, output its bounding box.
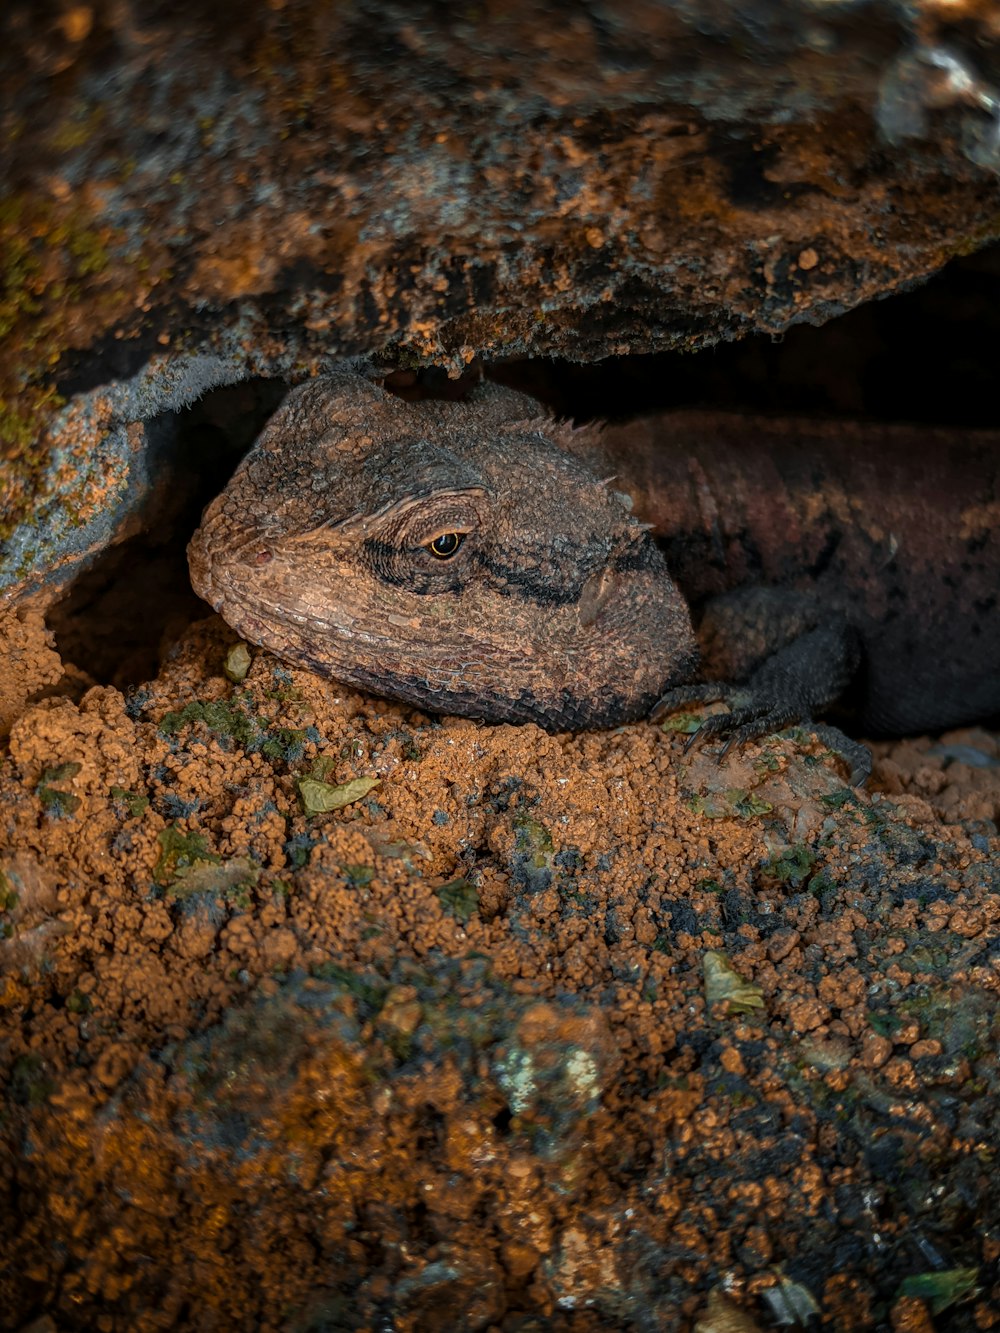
[218,588,358,641]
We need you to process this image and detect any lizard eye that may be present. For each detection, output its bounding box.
[426,531,465,560]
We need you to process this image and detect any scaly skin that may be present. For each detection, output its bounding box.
[595,410,1000,737]
[189,371,1000,758]
[187,372,698,731]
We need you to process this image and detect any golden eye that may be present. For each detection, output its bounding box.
[427,531,464,559]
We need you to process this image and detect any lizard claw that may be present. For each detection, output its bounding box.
[655,680,793,754]
[679,700,798,756]
[653,683,872,785]
[809,723,872,787]
[649,682,735,721]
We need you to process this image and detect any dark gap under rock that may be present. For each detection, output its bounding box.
[491,244,1000,426]
[46,380,287,690]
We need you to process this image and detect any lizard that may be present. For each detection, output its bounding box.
[187,368,1000,779]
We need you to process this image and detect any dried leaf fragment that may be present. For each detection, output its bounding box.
[224,642,252,683]
[298,775,380,815]
[703,950,765,1015]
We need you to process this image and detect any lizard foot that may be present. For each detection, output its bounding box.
[651,685,872,786]
[653,681,799,759]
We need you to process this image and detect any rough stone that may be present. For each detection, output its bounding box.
[5,1,1000,596]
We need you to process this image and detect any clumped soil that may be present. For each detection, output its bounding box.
[1,609,998,1331]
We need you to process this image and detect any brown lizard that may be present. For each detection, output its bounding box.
[188,370,1000,778]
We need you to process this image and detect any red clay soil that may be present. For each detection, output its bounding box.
[1,608,998,1331]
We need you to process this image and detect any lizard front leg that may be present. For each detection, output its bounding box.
[651,587,872,784]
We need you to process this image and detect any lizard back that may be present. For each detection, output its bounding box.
[599,411,1000,734]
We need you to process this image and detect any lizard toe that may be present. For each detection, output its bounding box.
[809,723,872,787]
[681,709,872,787]
[650,681,732,722]
[682,703,793,755]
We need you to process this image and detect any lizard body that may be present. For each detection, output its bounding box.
[597,411,1000,737]
[188,371,1000,746]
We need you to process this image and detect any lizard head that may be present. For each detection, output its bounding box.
[188,372,698,730]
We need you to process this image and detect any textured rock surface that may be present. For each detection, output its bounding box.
[5,0,1000,596]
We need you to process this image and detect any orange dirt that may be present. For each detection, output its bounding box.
[1,609,998,1330]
